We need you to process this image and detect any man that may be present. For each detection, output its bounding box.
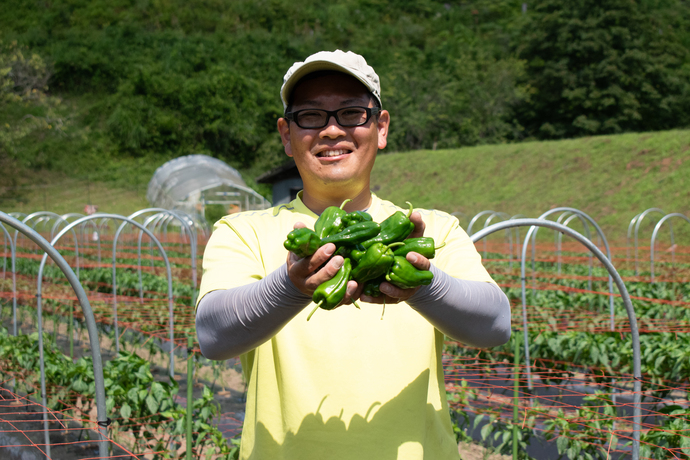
[195,50,511,460]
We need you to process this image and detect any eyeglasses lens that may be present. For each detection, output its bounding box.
[295,107,369,129]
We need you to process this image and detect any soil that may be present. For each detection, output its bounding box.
[458,442,511,460]
[0,386,132,460]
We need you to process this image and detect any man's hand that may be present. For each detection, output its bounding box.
[286,222,360,307]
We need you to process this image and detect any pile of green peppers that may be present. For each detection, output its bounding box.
[283,199,445,320]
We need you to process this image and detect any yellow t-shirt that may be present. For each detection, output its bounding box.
[197,193,495,460]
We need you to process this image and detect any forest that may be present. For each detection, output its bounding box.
[1,0,689,187]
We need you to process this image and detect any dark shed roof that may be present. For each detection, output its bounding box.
[256,160,301,184]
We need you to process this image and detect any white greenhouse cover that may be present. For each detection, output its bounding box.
[146,154,271,217]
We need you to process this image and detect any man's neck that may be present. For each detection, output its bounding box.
[301,186,372,215]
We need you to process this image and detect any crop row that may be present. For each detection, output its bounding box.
[3,242,690,459]
[0,320,240,459]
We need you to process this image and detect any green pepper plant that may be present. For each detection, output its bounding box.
[0,324,238,459]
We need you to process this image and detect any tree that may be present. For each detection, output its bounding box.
[514,0,690,139]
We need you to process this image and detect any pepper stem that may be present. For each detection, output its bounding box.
[380,298,386,320]
[352,299,361,309]
[435,241,447,251]
[386,242,405,250]
[404,201,414,218]
[306,301,323,321]
[339,198,352,210]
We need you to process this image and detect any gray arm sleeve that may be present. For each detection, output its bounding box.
[196,264,511,360]
[195,265,312,360]
[407,265,512,348]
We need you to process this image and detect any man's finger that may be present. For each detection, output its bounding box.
[291,243,336,275]
[341,280,360,306]
[405,251,431,270]
[408,211,425,239]
[360,281,418,305]
[287,242,337,296]
[304,255,344,291]
[379,281,411,300]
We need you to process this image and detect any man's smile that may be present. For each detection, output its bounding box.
[316,148,352,158]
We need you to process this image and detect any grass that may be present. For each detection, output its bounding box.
[371,129,690,241]
[2,127,689,244]
[1,174,150,217]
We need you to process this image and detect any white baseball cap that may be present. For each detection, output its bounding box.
[280,50,382,110]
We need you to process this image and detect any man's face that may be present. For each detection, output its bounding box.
[277,73,389,196]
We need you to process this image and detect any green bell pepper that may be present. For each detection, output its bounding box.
[392,237,446,259]
[348,244,367,264]
[283,227,322,258]
[386,256,434,289]
[351,241,404,284]
[307,258,352,321]
[362,276,385,297]
[361,201,415,248]
[335,244,366,265]
[314,198,351,239]
[320,221,381,248]
[342,210,373,227]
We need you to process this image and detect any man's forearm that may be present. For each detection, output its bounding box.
[195,266,312,360]
[407,265,511,348]
[197,262,511,359]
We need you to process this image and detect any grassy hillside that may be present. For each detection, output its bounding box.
[3,128,688,245]
[371,129,690,241]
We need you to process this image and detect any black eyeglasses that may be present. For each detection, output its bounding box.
[285,106,381,129]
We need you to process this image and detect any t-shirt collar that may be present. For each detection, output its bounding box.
[293,191,382,217]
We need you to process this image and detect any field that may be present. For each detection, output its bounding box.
[0,206,689,459]
[2,0,689,456]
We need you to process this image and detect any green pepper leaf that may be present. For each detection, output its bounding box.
[146,394,159,414]
[120,402,132,420]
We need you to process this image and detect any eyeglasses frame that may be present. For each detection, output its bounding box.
[284,106,381,129]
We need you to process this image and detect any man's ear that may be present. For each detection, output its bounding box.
[377,110,390,150]
[277,118,293,157]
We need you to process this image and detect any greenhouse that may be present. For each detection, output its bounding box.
[146,154,271,223]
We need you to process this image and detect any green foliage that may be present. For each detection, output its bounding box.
[14,255,195,299]
[445,257,690,458]
[0,40,51,104]
[204,204,227,227]
[514,0,690,139]
[103,55,279,164]
[382,41,527,149]
[543,393,618,460]
[0,328,74,396]
[447,263,690,390]
[641,405,690,459]
[0,41,69,203]
[0,0,533,168]
[471,412,537,459]
[0,324,239,459]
